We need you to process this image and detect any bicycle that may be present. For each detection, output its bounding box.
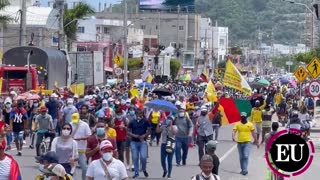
[36,130,51,157]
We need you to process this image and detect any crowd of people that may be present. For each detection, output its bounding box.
[0,79,314,180]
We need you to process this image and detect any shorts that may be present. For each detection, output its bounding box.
[13,131,24,142]
[254,122,262,135]
[125,139,131,148]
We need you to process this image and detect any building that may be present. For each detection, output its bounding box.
[95,11,202,72]
[200,18,228,74]
[0,5,59,53]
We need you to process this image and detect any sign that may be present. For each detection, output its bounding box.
[113,54,124,66]
[265,129,314,178]
[285,61,293,66]
[308,81,320,97]
[294,67,308,83]
[306,58,320,79]
[115,68,123,76]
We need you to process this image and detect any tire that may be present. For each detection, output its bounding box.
[38,142,47,157]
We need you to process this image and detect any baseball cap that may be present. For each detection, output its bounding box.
[47,163,66,177]
[35,151,59,163]
[200,105,208,111]
[71,113,80,121]
[206,140,218,150]
[67,98,73,104]
[100,140,113,151]
[40,106,47,112]
[240,112,247,117]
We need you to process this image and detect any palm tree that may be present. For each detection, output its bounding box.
[64,3,94,50]
[0,0,12,25]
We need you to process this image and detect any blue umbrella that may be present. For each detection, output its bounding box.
[139,82,154,89]
[144,99,178,112]
[280,78,290,85]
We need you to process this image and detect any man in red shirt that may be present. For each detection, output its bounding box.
[114,108,129,163]
[86,120,117,161]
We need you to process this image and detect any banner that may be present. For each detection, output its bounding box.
[223,60,252,96]
[70,83,85,96]
[206,80,217,102]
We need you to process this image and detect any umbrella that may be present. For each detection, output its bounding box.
[249,82,264,89]
[258,79,270,87]
[289,81,297,88]
[138,82,154,89]
[16,92,40,101]
[152,88,172,96]
[280,79,290,85]
[144,99,178,112]
[180,74,195,81]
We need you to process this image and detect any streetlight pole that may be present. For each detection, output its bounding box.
[283,0,316,49]
[123,0,128,83]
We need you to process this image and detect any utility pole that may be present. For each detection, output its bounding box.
[123,0,128,83]
[56,0,65,50]
[176,5,180,56]
[204,28,208,72]
[19,0,27,46]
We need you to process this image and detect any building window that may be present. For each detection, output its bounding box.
[104,27,110,34]
[179,26,184,30]
[219,39,225,46]
[96,26,101,33]
[155,25,158,30]
[77,26,85,33]
[141,25,146,30]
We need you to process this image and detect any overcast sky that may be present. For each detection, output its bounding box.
[39,0,120,11]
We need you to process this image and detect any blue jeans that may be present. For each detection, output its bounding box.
[6,132,12,146]
[131,141,148,174]
[161,144,174,177]
[175,137,189,165]
[78,152,87,180]
[237,143,251,172]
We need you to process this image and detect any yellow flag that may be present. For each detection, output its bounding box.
[113,54,124,66]
[223,60,252,96]
[130,89,139,99]
[70,83,85,96]
[206,80,217,102]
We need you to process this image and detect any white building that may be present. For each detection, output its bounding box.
[200,18,228,71]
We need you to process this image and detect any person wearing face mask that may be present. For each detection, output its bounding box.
[70,113,91,180]
[86,120,118,161]
[124,106,135,170]
[251,101,263,143]
[174,107,193,166]
[108,98,115,111]
[86,140,128,180]
[33,107,55,157]
[196,106,214,163]
[62,99,78,124]
[50,123,78,175]
[45,94,60,135]
[96,100,114,119]
[2,102,12,151]
[191,155,220,180]
[0,121,22,180]
[149,109,162,146]
[114,109,129,163]
[232,112,259,176]
[79,105,96,130]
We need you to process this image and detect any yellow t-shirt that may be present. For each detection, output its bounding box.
[151,111,161,124]
[233,122,255,143]
[105,128,117,139]
[251,108,262,123]
[275,93,283,105]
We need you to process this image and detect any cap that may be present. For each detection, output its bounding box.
[35,151,59,163]
[175,101,182,106]
[9,91,15,95]
[47,163,66,177]
[50,93,58,98]
[206,140,218,150]
[74,94,79,98]
[240,112,247,117]
[200,105,207,111]
[67,98,73,104]
[40,106,47,112]
[102,99,108,104]
[71,113,80,121]
[108,97,114,102]
[100,140,113,151]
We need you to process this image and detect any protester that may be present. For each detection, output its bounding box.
[114,108,128,162]
[86,140,128,180]
[205,140,220,175]
[149,109,162,146]
[261,104,275,145]
[191,155,220,180]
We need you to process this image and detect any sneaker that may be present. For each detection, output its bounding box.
[29,145,34,149]
[23,140,26,145]
[167,176,171,179]
[132,173,139,178]
[143,171,149,177]
[131,165,134,171]
[176,163,181,167]
[162,171,167,178]
[17,151,22,156]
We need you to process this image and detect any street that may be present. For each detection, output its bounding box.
[7,123,320,180]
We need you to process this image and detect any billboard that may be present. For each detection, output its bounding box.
[139,0,195,11]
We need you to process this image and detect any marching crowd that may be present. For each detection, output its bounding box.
[0,79,314,180]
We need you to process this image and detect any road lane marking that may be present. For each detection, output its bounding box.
[219,144,237,162]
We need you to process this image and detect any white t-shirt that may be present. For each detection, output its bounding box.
[86,158,128,180]
[0,156,12,180]
[71,121,92,150]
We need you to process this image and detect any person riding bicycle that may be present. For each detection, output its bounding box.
[32,107,55,157]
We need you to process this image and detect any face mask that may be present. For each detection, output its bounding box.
[116,115,122,120]
[129,111,135,116]
[241,117,247,124]
[165,119,171,126]
[96,128,105,136]
[179,112,185,117]
[102,152,113,161]
[33,103,39,107]
[62,129,71,136]
[5,104,11,109]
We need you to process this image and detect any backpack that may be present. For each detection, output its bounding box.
[307,98,314,109]
[165,136,176,153]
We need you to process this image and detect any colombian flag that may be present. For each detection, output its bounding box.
[214,98,252,126]
[200,72,209,83]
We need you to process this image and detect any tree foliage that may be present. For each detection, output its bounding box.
[128,58,143,70]
[0,0,12,26]
[64,3,94,49]
[170,59,181,80]
[272,56,299,73]
[295,48,320,64]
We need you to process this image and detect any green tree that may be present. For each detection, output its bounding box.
[64,3,94,50]
[128,58,143,70]
[218,61,226,69]
[272,56,299,73]
[0,0,12,25]
[170,59,181,80]
[295,48,320,64]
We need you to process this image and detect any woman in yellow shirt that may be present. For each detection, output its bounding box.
[105,118,117,139]
[149,109,161,146]
[251,101,263,143]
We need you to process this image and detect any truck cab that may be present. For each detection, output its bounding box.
[0,65,39,95]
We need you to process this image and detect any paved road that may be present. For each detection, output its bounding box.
[6,121,320,179]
